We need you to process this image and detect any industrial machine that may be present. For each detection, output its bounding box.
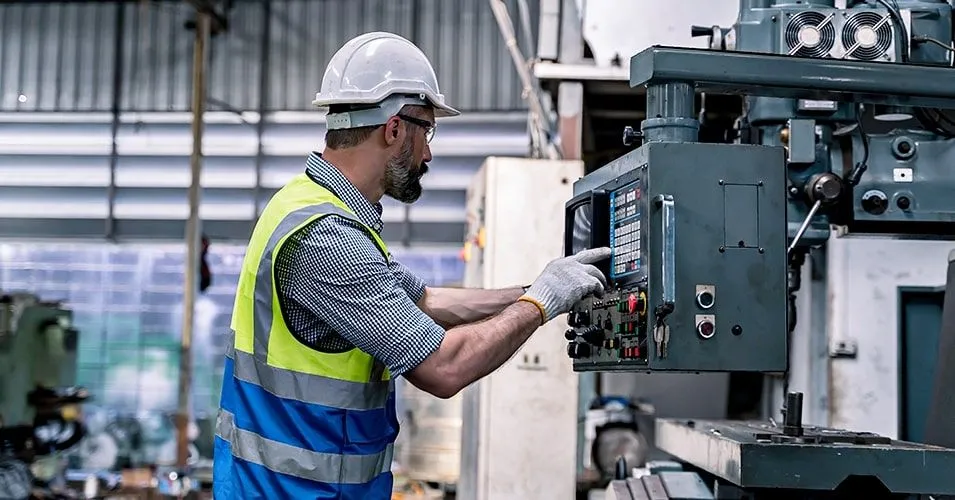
[564,0,955,498]
[0,293,91,499]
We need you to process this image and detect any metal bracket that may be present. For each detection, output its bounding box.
[829,339,858,359]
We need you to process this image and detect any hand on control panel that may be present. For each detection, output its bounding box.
[519,247,611,324]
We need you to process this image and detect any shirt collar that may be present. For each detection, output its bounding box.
[305,152,384,234]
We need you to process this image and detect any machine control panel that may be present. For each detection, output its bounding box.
[563,142,789,373]
[564,176,653,367]
[565,289,650,363]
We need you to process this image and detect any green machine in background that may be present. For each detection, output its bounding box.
[0,293,84,428]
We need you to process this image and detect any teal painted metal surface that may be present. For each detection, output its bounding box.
[898,286,945,443]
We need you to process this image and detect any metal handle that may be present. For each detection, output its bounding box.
[657,194,676,305]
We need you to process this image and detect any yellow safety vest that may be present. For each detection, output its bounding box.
[213,173,397,499]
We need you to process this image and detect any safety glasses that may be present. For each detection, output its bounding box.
[396,113,435,144]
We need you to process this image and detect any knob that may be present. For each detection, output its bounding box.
[564,329,577,341]
[623,126,643,147]
[897,195,911,211]
[581,325,604,345]
[696,290,715,309]
[567,342,592,359]
[568,310,590,327]
[805,173,843,204]
[861,190,888,215]
[697,319,716,339]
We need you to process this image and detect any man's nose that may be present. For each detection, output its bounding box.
[423,143,433,163]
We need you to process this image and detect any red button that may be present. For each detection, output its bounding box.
[628,293,637,314]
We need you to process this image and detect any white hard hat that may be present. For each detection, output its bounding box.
[313,31,460,130]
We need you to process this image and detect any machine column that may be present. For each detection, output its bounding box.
[641,82,699,143]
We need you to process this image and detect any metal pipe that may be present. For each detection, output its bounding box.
[642,82,699,142]
[739,0,773,10]
[489,0,560,159]
[251,0,270,221]
[176,9,209,471]
[783,391,804,436]
[106,3,125,240]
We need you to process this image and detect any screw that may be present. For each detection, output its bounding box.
[719,246,725,253]
[719,179,725,185]
[758,247,765,253]
[758,180,764,186]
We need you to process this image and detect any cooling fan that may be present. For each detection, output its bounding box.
[781,9,897,61]
[785,11,837,58]
[841,10,894,60]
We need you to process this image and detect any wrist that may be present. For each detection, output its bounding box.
[516,295,546,325]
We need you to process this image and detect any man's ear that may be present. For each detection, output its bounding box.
[382,116,403,146]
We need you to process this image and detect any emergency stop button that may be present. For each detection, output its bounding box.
[627,293,637,314]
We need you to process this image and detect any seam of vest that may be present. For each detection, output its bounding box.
[273,211,390,358]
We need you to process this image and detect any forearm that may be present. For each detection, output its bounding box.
[406,300,542,398]
[418,286,525,328]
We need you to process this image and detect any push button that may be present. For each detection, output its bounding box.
[697,319,716,339]
[627,293,638,314]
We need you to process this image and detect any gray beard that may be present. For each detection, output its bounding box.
[383,137,427,203]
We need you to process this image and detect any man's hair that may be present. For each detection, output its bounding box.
[324,104,430,150]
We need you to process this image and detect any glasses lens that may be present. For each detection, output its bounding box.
[425,127,435,144]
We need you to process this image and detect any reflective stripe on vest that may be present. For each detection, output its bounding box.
[218,179,395,488]
[215,409,394,485]
[226,342,391,410]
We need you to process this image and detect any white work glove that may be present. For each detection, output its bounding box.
[519,247,611,324]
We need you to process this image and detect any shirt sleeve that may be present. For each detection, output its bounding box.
[284,216,446,377]
[388,258,428,303]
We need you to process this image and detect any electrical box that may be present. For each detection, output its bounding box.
[565,142,789,373]
[457,157,581,500]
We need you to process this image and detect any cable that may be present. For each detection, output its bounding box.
[913,35,955,54]
[873,0,909,62]
[846,104,870,187]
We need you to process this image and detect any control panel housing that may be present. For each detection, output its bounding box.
[564,141,789,372]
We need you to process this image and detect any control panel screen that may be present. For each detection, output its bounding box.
[610,180,644,282]
[569,204,592,255]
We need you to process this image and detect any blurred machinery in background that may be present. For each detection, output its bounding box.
[558,0,955,498]
[0,293,91,499]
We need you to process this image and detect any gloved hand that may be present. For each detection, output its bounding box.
[519,247,611,324]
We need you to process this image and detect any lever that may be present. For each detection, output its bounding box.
[691,25,713,38]
[788,199,822,255]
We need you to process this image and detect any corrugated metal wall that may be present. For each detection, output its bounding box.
[0,110,530,244]
[0,0,536,112]
[0,0,537,245]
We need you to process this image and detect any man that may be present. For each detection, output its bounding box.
[212,31,610,499]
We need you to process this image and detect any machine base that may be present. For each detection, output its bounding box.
[643,418,955,498]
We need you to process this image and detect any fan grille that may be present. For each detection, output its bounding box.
[785,11,836,58]
[842,11,893,60]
